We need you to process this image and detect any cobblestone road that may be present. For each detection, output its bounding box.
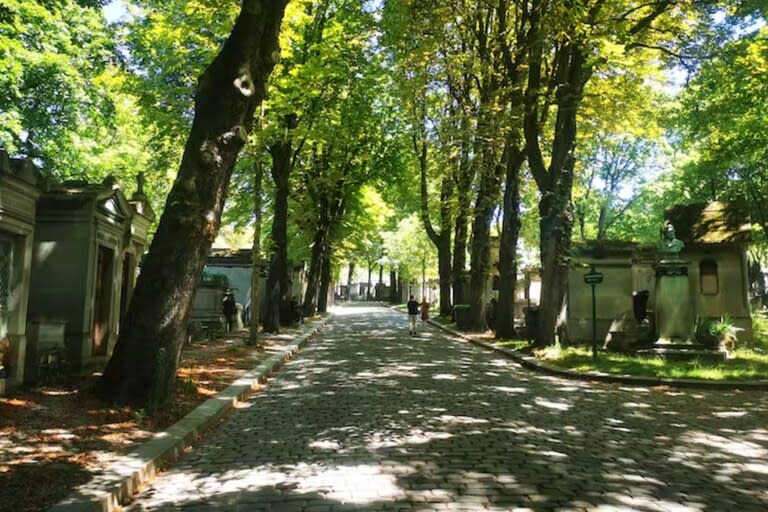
[128,304,768,511]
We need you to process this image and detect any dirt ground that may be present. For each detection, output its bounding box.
[0,327,308,512]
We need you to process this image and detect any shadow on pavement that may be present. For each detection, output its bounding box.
[128,303,768,511]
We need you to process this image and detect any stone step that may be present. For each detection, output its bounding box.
[637,347,726,362]
[651,342,712,351]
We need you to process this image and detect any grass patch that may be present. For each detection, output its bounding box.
[429,315,457,330]
[536,346,768,381]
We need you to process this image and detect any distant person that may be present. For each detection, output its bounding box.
[291,296,304,325]
[407,295,420,336]
[420,298,430,324]
[222,291,237,332]
[486,298,498,330]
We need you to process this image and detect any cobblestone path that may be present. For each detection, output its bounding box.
[129,304,768,511]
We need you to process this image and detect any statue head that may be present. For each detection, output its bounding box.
[663,222,676,240]
[659,222,684,257]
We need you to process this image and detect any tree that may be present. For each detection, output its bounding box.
[574,136,665,241]
[101,1,289,409]
[383,0,513,328]
[249,142,266,342]
[261,1,339,331]
[382,214,437,298]
[381,1,457,316]
[0,0,153,191]
[521,0,688,346]
[677,24,768,237]
[119,0,239,203]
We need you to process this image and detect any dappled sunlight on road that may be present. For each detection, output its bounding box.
[128,303,768,511]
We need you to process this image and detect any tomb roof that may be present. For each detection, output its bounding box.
[666,202,750,245]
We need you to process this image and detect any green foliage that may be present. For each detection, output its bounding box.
[751,312,768,352]
[250,1,409,275]
[677,25,768,245]
[536,346,768,381]
[0,0,165,214]
[200,271,228,288]
[178,376,197,395]
[117,0,238,210]
[381,213,437,282]
[0,0,114,168]
[708,315,739,338]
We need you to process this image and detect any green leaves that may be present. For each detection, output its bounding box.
[676,25,768,239]
[0,0,116,169]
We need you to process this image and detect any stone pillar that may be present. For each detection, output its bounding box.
[655,260,694,342]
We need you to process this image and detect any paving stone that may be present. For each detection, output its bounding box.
[126,305,768,511]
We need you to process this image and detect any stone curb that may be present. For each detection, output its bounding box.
[417,313,768,392]
[48,314,334,512]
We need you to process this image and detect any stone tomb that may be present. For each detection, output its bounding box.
[26,176,154,377]
[566,202,751,350]
[0,152,41,387]
[193,248,306,327]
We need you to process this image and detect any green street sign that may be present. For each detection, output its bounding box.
[584,271,603,285]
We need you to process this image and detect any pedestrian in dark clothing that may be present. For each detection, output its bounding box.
[486,298,498,330]
[406,295,419,336]
[222,291,237,332]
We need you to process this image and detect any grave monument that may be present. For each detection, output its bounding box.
[655,222,694,343]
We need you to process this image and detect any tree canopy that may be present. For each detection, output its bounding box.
[1,0,765,406]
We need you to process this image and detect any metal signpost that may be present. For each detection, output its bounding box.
[583,265,603,361]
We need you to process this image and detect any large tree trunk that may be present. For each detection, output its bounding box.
[366,263,373,300]
[495,142,524,339]
[249,157,264,343]
[536,172,574,345]
[452,200,470,306]
[524,8,585,345]
[451,111,474,307]
[415,115,454,318]
[522,0,671,345]
[317,250,332,313]
[346,261,355,300]
[436,233,452,316]
[466,87,504,331]
[263,124,294,332]
[389,268,398,303]
[100,1,288,409]
[303,223,327,317]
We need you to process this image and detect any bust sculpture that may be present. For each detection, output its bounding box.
[658,222,684,259]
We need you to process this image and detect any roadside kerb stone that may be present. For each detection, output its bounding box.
[423,315,768,391]
[48,314,333,512]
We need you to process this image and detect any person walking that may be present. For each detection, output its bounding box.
[420,298,430,325]
[222,290,237,332]
[406,295,419,336]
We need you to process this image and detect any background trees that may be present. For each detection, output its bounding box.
[677,24,768,238]
[1,0,765,407]
[0,0,156,194]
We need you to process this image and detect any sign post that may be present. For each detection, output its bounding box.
[583,265,603,361]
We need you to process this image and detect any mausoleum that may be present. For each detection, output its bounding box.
[566,202,751,346]
[26,175,154,377]
[0,152,41,388]
[192,248,306,327]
